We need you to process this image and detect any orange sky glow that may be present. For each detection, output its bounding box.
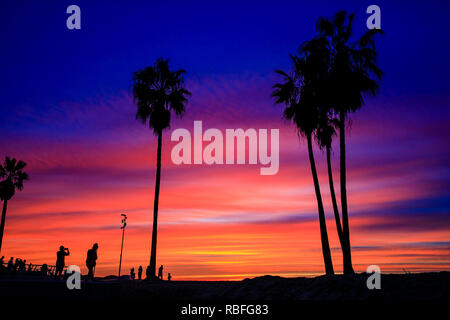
[1,77,449,280]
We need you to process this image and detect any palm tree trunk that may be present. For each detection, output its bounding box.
[307,134,334,275]
[149,130,162,278]
[327,145,344,243]
[0,199,8,253]
[328,145,355,273]
[339,111,354,274]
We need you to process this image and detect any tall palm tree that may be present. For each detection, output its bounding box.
[132,58,191,278]
[273,40,334,275]
[316,11,383,273]
[0,157,28,253]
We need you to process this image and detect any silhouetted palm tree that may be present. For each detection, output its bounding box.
[317,11,383,273]
[132,58,191,278]
[273,39,334,274]
[0,157,28,253]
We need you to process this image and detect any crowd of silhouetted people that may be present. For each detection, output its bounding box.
[1,243,172,281]
[0,255,51,277]
[0,243,97,279]
[128,264,171,281]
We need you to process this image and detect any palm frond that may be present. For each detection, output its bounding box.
[0,157,28,200]
[132,58,190,134]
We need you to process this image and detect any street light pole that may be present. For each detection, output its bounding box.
[118,213,127,279]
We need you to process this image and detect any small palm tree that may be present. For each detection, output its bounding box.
[316,11,383,273]
[132,58,191,278]
[273,40,334,275]
[0,157,29,253]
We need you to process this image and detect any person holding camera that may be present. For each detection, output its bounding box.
[55,245,70,279]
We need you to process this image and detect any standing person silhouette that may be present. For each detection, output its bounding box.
[86,243,98,280]
[168,273,172,281]
[21,259,27,271]
[158,265,163,280]
[41,264,48,276]
[7,257,14,271]
[138,265,143,280]
[145,265,151,279]
[13,258,20,271]
[55,245,70,279]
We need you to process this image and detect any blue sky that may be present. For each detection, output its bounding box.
[1,0,449,110]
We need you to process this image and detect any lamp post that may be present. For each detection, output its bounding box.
[118,213,127,279]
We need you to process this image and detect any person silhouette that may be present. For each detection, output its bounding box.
[13,258,20,271]
[168,273,172,281]
[55,245,70,279]
[7,257,14,271]
[86,243,98,280]
[138,265,143,280]
[130,268,135,280]
[41,264,48,276]
[158,265,163,280]
[0,256,4,271]
[21,259,26,271]
[145,265,151,279]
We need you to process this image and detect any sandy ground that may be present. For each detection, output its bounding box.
[0,272,448,301]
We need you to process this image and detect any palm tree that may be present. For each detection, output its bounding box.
[132,58,191,278]
[0,157,28,253]
[273,40,334,275]
[316,11,383,273]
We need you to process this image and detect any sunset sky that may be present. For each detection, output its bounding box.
[0,0,449,280]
